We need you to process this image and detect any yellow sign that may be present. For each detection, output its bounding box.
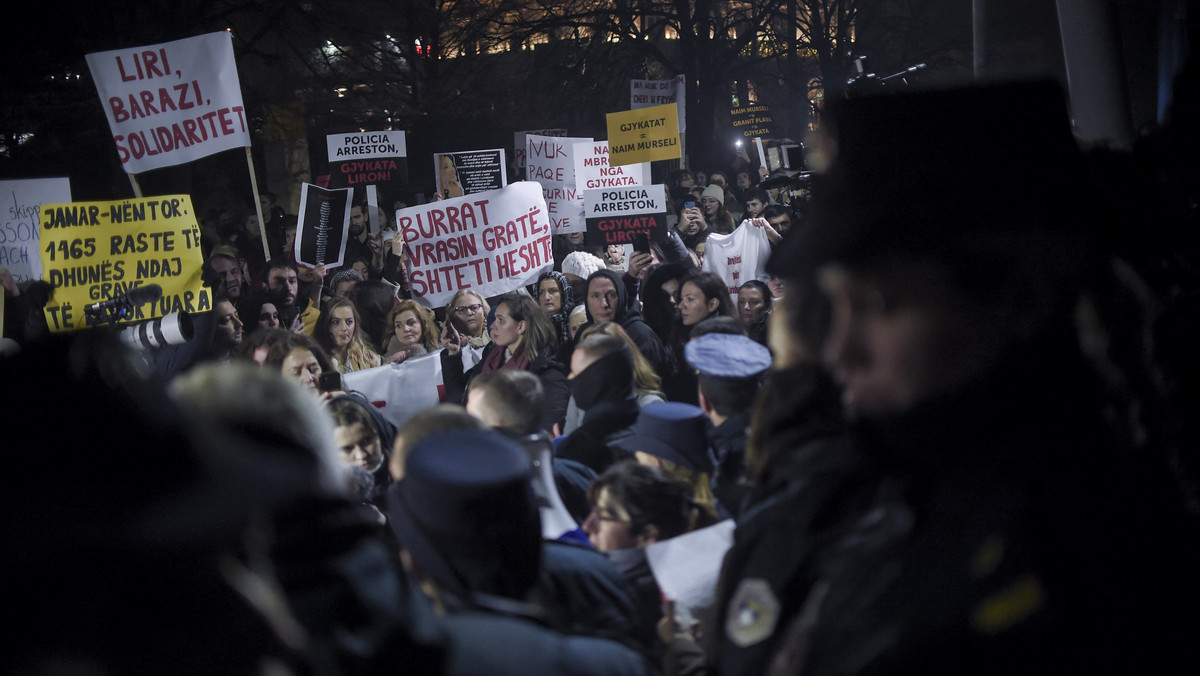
[39,195,210,332]
[606,103,681,167]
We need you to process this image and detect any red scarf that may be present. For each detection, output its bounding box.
[481,344,531,373]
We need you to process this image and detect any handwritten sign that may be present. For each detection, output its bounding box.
[86,32,250,174]
[514,128,567,169]
[398,181,552,307]
[730,104,776,138]
[1,178,71,283]
[526,134,592,235]
[295,183,353,269]
[583,184,668,248]
[606,103,681,166]
[574,142,647,191]
[631,75,686,133]
[39,195,208,332]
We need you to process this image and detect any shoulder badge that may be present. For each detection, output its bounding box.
[725,578,780,647]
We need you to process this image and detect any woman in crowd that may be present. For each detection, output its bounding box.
[676,271,735,341]
[582,461,716,661]
[329,269,364,301]
[446,288,491,348]
[663,271,735,403]
[700,184,736,234]
[442,293,569,433]
[237,294,282,333]
[580,322,665,405]
[561,321,667,435]
[737,279,773,345]
[349,279,400,351]
[327,393,396,505]
[641,262,691,345]
[265,332,336,397]
[534,270,577,362]
[316,299,382,374]
[383,299,440,363]
[708,171,741,221]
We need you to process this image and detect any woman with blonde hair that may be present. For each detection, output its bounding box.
[445,288,490,347]
[315,298,382,374]
[384,299,440,363]
[579,321,665,401]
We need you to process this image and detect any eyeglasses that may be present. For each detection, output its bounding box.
[453,303,483,315]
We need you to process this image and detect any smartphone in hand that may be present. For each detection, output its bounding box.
[318,371,343,393]
[631,231,651,255]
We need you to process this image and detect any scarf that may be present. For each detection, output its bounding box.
[481,344,532,374]
[537,270,576,348]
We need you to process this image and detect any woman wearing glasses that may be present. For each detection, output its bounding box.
[445,288,490,348]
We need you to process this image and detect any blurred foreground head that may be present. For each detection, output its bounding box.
[769,80,1120,420]
[387,428,543,608]
[0,332,314,673]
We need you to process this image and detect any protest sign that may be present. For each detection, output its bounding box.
[342,350,446,432]
[295,183,353,270]
[434,149,507,198]
[701,220,772,296]
[606,103,681,166]
[39,195,208,332]
[573,141,647,191]
[527,134,592,235]
[326,130,408,193]
[730,103,776,139]
[1,178,71,283]
[86,32,250,174]
[514,128,567,169]
[582,184,668,248]
[398,181,552,308]
[631,74,686,133]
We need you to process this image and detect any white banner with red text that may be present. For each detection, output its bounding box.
[398,181,553,308]
[87,32,250,174]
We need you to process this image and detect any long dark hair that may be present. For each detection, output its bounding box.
[495,293,558,362]
[673,271,734,344]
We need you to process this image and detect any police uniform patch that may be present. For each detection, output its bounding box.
[725,578,780,647]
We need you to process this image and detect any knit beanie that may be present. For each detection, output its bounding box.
[702,184,725,205]
[562,251,606,279]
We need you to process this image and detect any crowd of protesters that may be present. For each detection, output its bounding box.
[4,72,1200,675]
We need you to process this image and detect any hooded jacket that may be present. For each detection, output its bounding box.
[580,269,671,382]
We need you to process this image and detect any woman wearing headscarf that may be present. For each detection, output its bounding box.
[533,270,576,363]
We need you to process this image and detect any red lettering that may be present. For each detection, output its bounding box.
[108,97,128,123]
[116,55,138,82]
[139,90,160,116]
